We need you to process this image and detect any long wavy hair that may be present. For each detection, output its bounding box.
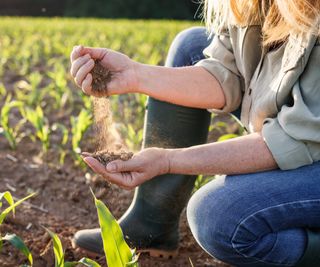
[204,0,320,45]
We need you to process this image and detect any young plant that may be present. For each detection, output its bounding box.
[0,95,25,149]
[51,123,69,164]
[47,62,70,109]
[70,109,92,164]
[44,227,100,267]
[15,72,45,107]
[1,233,33,266]
[0,82,6,98]
[23,105,50,152]
[123,124,143,152]
[0,191,36,266]
[91,189,139,267]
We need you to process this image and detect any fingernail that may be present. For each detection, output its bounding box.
[106,163,116,172]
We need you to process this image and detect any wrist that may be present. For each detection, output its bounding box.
[132,61,146,93]
[161,148,175,174]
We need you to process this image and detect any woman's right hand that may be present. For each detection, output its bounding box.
[70,45,140,96]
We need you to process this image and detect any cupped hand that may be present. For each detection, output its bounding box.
[70,45,140,96]
[82,148,170,190]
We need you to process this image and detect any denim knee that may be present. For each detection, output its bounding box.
[165,26,212,67]
[187,176,236,262]
[186,170,315,267]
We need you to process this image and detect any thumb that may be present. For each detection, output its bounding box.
[106,159,140,173]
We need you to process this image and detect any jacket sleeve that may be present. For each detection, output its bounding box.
[195,30,243,113]
[262,45,320,170]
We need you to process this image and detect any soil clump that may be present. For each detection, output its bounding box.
[91,60,112,95]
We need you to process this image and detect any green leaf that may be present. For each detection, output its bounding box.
[2,233,33,265]
[91,189,134,267]
[78,257,102,267]
[217,133,239,142]
[43,227,64,267]
[0,191,15,215]
[64,262,79,267]
[0,192,36,224]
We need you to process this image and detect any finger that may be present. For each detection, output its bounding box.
[105,172,137,189]
[81,152,92,157]
[70,54,91,77]
[70,45,84,62]
[84,157,135,188]
[83,157,106,175]
[75,59,95,86]
[82,47,109,60]
[82,73,93,95]
[106,158,140,173]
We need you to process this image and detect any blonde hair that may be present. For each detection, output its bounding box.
[204,0,320,46]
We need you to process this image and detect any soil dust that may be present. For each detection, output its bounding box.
[90,60,133,165]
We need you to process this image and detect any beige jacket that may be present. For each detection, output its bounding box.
[196,25,320,170]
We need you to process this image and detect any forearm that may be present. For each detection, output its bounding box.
[166,132,278,175]
[135,64,225,109]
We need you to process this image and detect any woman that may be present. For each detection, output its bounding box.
[70,0,320,266]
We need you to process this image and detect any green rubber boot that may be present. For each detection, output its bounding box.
[295,229,320,266]
[74,98,211,258]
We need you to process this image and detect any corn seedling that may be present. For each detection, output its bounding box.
[47,63,70,109]
[44,227,101,267]
[91,189,139,267]
[15,72,46,107]
[123,124,143,151]
[0,191,36,266]
[23,105,50,152]
[70,109,92,163]
[0,95,25,149]
[0,82,6,97]
[0,191,36,225]
[51,123,69,164]
[1,234,33,266]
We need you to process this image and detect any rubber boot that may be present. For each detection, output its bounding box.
[295,229,320,266]
[74,97,211,258]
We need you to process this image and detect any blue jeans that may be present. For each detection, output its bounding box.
[169,27,320,266]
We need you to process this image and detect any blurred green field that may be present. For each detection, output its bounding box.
[0,17,198,161]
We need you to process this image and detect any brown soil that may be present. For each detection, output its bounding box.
[91,60,112,95]
[83,150,134,166]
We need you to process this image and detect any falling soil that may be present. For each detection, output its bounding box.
[90,60,133,164]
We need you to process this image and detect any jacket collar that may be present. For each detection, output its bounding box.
[282,28,319,73]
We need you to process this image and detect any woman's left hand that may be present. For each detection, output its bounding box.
[82,148,170,190]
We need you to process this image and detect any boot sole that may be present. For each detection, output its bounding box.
[72,238,178,260]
